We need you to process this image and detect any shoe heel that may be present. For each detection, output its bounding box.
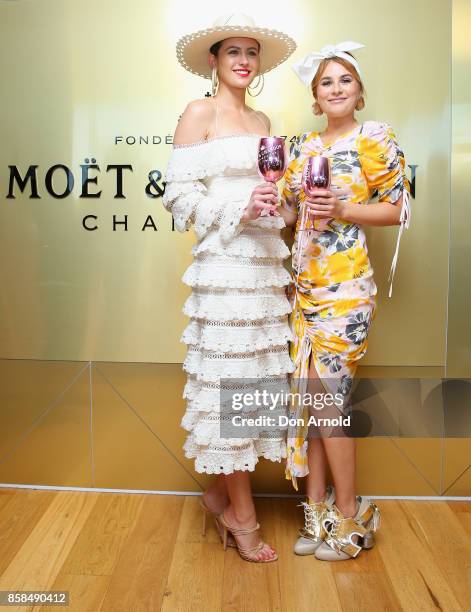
[202,509,207,536]
[370,503,381,532]
[222,524,228,551]
[362,531,375,549]
[362,507,380,548]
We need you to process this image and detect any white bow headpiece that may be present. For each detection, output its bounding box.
[292,41,365,86]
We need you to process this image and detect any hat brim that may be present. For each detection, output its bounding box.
[176,26,296,78]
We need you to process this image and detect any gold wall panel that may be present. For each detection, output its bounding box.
[0,361,91,487]
[0,0,450,366]
[92,365,199,492]
[0,361,469,496]
[447,0,471,377]
[355,438,439,497]
[442,438,471,496]
[391,438,443,494]
[442,0,471,498]
[0,360,88,459]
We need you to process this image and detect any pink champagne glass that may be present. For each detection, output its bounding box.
[302,155,331,195]
[301,155,331,224]
[294,156,332,304]
[258,137,287,216]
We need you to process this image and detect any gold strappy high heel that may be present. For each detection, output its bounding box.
[314,496,381,561]
[218,512,278,563]
[200,499,236,547]
[294,485,336,555]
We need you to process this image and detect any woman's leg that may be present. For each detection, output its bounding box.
[304,356,329,501]
[320,438,357,517]
[306,438,328,501]
[223,471,276,561]
[202,474,229,514]
[308,357,357,518]
[292,363,332,556]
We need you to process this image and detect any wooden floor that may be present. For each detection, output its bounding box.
[0,488,470,611]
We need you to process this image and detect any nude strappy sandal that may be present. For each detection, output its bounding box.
[218,512,278,563]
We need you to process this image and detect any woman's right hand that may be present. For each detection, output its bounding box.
[241,182,279,222]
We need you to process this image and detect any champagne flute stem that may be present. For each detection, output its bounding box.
[293,202,308,306]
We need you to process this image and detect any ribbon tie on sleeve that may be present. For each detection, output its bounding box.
[388,188,411,297]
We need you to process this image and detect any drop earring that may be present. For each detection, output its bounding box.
[247,74,264,97]
[211,66,219,97]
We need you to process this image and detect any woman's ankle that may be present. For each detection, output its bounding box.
[306,487,328,503]
[335,497,359,518]
[202,489,229,512]
[224,503,257,526]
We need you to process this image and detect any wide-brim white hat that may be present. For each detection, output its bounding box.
[176,13,297,78]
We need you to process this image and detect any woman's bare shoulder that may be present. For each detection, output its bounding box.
[184,98,215,118]
[173,98,215,145]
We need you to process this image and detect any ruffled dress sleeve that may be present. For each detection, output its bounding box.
[162,142,250,243]
[359,121,412,297]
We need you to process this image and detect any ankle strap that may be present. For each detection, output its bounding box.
[219,513,260,535]
[228,522,260,536]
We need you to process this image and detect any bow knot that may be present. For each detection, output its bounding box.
[321,44,337,57]
[292,41,365,87]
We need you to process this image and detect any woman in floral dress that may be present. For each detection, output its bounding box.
[279,42,411,560]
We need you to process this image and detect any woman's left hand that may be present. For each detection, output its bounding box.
[304,189,346,219]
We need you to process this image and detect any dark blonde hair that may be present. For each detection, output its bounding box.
[311,55,365,114]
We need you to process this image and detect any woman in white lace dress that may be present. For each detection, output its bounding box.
[162,14,296,562]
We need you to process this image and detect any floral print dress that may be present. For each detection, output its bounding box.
[282,120,411,488]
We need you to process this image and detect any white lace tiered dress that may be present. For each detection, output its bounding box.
[163,134,295,475]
